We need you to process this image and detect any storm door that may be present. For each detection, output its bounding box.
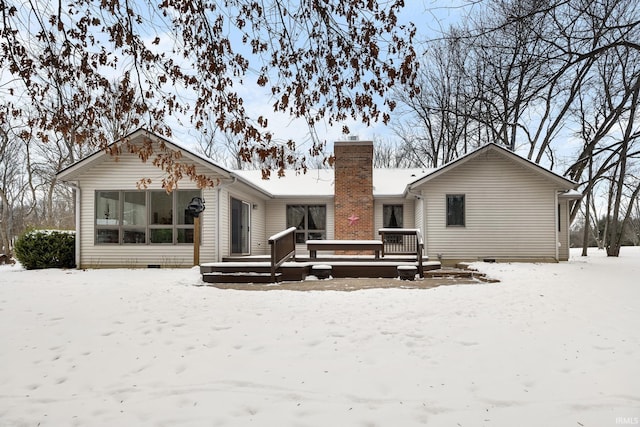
[231,198,250,255]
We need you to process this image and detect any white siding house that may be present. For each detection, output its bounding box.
[58,129,580,268]
[409,144,580,262]
[57,130,269,268]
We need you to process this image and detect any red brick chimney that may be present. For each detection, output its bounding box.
[334,139,374,240]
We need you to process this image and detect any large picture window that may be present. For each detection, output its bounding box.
[446,194,465,227]
[95,189,201,244]
[286,205,326,243]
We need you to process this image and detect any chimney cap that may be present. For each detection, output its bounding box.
[334,139,373,147]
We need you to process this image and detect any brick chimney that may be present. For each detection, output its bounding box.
[334,139,374,240]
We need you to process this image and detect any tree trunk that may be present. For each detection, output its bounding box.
[605,77,639,257]
[581,198,590,256]
[581,150,594,256]
[0,189,12,257]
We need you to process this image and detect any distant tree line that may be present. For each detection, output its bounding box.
[1,0,638,258]
[0,0,418,257]
[387,0,640,257]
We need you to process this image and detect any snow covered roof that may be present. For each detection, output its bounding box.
[233,169,334,197]
[233,168,431,198]
[373,168,431,196]
[58,130,578,200]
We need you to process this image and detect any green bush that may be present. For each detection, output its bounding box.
[14,229,76,270]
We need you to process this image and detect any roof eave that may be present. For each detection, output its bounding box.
[56,128,242,185]
[408,143,578,190]
[558,189,582,199]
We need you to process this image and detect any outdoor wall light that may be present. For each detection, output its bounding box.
[187,197,205,217]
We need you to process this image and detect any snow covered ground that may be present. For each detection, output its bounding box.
[1,248,639,427]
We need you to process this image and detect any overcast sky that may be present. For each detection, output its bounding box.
[171,1,472,155]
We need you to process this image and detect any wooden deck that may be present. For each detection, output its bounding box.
[200,255,440,284]
[200,228,435,284]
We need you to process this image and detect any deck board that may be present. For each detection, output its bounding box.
[201,258,440,283]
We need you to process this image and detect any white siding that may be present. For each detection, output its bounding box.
[414,197,424,250]
[374,198,415,238]
[417,150,564,262]
[558,200,570,261]
[75,153,250,267]
[216,187,230,260]
[224,187,268,257]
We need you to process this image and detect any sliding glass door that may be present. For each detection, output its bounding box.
[231,198,250,255]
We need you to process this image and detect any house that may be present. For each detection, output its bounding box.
[57,128,580,268]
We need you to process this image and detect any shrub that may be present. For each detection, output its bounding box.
[14,229,76,270]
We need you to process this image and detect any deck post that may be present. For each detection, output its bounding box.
[187,196,205,267]
[416,230,424,278]
[193,215,200,266]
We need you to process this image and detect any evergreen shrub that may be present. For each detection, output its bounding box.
[14,229,76,270]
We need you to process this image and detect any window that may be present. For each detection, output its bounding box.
[446,194,465,226]
[383,204,403,243]
[177,190,200,243]
[383,205,403,228]
[286,205,326,243]
[150,191,173,243]
[95,190,201,244]
[96,191,120,243]
[123,191,146,243]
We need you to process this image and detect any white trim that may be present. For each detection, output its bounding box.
[216,178,236,262]
[555,190,559,261]
[408,143,577,191]
[66,181,82,268]
[230,196,252,256]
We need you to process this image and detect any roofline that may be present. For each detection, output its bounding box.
[229,171,275,198]
[407,143,578,190]
[558,189,582,199]
[56,128,272,197]
[58,128,233,179]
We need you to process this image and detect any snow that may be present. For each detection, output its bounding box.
[234,169,336,197]
[1,248,639,426]
[268,227,297,241]
[306,239,383,245]
[233,168,431,197]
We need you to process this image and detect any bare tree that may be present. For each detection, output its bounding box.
[393,34,475,167]
[0,0,419,185]
[392,0,640,257]
[372,136,422,168]
[0,111,35,256]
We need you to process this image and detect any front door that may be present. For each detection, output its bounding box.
[231,198,250,255]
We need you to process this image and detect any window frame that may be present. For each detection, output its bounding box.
[382,204,404,244]
[286,204,327,243]
[382,204,404,228]
[446,194,466,227]
[95,189,201,245]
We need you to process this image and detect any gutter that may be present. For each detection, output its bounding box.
[63,181,81,268]
[404,185,423,200]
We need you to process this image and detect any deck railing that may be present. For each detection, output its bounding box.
[379,228,424,277]
[268,227,297,282]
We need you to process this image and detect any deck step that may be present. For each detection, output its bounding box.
[201,260,441,282]
[202,272,282,284]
